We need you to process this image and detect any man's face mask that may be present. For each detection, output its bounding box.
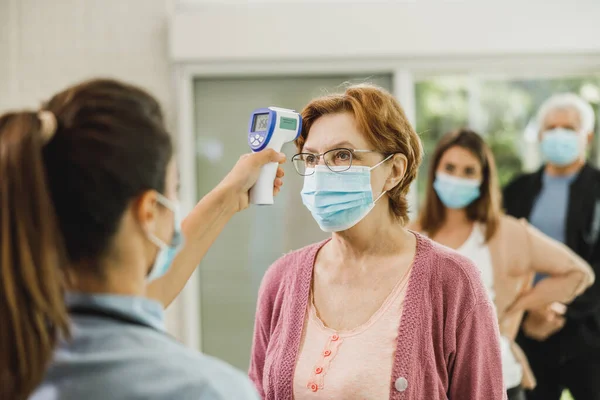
[540,128,584,167]
[146,193,184,282]
[300,155,393,232]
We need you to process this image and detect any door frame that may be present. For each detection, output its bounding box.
[173,63,417,351]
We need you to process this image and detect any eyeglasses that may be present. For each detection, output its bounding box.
[291,148,379,176]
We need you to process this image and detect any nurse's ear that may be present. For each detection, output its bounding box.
[384,153,408,192]
[133,190,161,236]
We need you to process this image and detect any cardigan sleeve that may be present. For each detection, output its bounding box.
[248,272,277,398]
[248,257,289,398]
[248,299,270,398]
[448,301,507,400]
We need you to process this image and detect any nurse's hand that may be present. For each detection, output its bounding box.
[219,149,286,212]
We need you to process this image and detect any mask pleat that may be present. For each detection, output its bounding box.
[301,165,381,232]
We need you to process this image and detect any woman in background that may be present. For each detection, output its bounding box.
[1,78,285,400]
[410,129,595,400]
[250,85,506,399]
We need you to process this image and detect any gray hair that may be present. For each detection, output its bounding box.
[537,93,596,134]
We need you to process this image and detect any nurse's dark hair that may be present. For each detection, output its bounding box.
[417,129,501,241]
[0,79,172,399]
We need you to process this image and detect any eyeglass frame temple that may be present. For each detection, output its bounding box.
[292,148,376,161]
[292,149,379,175]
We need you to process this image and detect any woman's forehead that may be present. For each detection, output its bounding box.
[303,113,370,152]
[542,108,581,130]
[440,146,480,166]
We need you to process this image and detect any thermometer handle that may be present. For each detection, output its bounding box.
[249,162,278,205]
[249,136,285,205]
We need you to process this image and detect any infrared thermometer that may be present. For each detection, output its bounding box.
[248,107,302,205]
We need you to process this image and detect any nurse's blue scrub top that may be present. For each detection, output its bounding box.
[30,293,259,400]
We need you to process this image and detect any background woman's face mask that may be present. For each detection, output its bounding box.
[146,194,185,282]
[300,155,392,232]
[433,172,481,209]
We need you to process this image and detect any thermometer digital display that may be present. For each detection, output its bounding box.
[247,107,302,205]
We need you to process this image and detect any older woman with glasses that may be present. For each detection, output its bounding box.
[248,84,507,400]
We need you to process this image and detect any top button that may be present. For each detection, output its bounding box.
[331,334,339,341]
[395,377,408,392]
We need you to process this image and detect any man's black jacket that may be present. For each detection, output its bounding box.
[503,163,600,357]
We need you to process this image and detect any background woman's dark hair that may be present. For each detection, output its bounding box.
[0,79,173,399]
[417,129,502,241]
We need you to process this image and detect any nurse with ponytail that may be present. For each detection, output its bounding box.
[1,78,285,400]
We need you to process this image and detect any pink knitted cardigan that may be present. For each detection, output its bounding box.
[249,233,507,400]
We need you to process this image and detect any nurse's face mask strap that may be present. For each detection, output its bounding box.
[145,192,174,250]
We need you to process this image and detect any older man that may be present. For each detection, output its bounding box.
[504,93,600,400]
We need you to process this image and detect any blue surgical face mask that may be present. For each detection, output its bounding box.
[540,128,582,167]
[433,172,481,209]
[146,194,185,282]
[301,155,393,232]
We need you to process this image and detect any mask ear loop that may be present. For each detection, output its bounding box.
[373,189,388,204]
[370,153,396,204]
[147,232,168,249]
[369,153,395,171]
[156,193,176,210]
[147,193,176,249]
[369,153,396,205]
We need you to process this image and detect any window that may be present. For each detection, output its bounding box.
[415,75,600,206]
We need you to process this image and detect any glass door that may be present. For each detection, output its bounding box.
[193,75,393,369]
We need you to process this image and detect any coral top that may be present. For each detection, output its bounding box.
[293,265,411,399]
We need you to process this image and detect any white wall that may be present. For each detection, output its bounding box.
[170,0,600,63]
[0,0,186,338]
[0,0,173,120]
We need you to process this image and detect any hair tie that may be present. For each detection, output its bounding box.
[38,111,57,144]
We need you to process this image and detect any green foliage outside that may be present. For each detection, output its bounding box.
[414,76,600,207]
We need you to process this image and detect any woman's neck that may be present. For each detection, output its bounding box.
[329,210,413,262]
[443,208,471,228]
[545,158,585,177]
